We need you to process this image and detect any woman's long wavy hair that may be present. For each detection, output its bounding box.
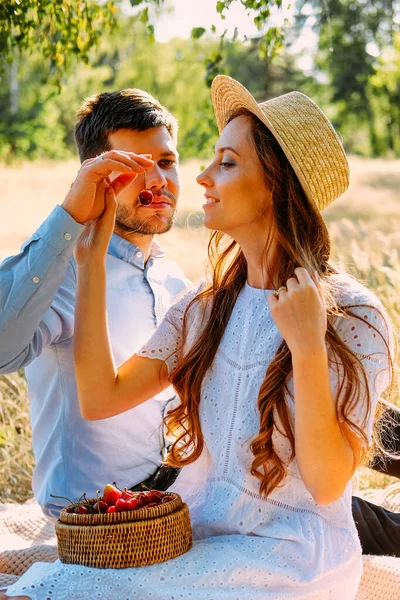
[165,110,394,497]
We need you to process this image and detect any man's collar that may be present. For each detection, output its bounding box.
[149,239,165,259]
[108,233,165,267]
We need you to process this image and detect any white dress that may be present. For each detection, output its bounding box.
[6,275,393,600]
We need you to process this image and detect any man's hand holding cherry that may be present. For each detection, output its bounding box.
[62,150,154,225]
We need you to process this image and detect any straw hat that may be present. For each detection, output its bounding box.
[211,75,349,212]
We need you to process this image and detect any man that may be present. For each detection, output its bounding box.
[0,89,189,518]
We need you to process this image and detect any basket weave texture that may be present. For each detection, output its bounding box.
[56,492,192,568]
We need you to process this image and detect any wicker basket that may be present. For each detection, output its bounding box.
[56,492,192,568]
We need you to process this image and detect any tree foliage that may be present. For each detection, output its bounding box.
[0,1,288,82]
[295,0,400,156]
[1,0,400,161]
[0,0,119,76]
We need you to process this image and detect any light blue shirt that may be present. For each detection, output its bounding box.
[0,205,190,518]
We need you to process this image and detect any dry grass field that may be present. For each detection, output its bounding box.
[1,156,400,503]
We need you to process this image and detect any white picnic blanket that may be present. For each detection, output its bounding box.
[0,492,399,597]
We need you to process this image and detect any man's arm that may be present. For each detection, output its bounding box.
[0,150,152,373]
[0,206,84,372]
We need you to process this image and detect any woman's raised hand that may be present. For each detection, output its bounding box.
[62,150,153,225]
[268,267,327,356]
[73,185,118,265]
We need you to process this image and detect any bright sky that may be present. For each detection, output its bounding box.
[153,0,264,42]
[148,0,317,71]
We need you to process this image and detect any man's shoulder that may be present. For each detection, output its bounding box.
[153,257,192,289]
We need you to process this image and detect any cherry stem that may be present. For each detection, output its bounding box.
[96,490,101,514]
[50,493,74,505]
[152,490,164,499]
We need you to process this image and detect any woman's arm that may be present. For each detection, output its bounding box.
[269,268,363,505]
[75,259,169,421]
[291,347,361,505]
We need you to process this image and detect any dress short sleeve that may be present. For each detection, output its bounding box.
[137,285,203,376]
[332,283,394,444]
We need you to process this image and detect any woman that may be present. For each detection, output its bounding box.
[3,76,394,600]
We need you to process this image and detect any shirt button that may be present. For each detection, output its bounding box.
[32,276,40,284]
[136,251,143,258]
[63,232,72,241]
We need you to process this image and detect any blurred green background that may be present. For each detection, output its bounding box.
[1,0,400,163]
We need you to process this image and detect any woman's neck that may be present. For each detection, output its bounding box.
[233,227,279,290]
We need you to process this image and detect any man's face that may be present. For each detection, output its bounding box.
[108,127,180,236]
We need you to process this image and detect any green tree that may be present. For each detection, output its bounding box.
[295,0,400,156]
[0,0,119,74]
[370,31,400,154]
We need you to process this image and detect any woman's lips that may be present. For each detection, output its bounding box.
[203,195,220,208]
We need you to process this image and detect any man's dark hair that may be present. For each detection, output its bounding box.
[75,89,178,161]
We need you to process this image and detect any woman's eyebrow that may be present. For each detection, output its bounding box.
[214,146,240,157]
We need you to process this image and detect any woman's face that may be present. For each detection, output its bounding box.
[197,115,272,238]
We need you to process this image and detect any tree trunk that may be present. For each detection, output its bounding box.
[9,52,19,116]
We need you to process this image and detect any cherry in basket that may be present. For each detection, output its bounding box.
[51,483,175,516]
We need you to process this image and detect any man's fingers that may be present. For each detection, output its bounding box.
[111,172,138,196]
[84,150,153,166]
[84,151,153,174]
[86,158,143,178]
[99,150,153,164]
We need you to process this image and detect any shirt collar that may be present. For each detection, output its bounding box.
[108,233,165,268]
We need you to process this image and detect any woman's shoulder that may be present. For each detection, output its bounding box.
[329,273,394,353]
[168,279,211,319]
[329,272,385,313]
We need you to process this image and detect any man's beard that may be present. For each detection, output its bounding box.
[115,204,176,236]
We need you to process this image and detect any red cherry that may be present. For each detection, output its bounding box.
[93,500,108,513]
[138,190,153,205]
[115,498,133,512]
[135,492,149,507]
[106,505,117,514]
[142,490,154,502]
[161,495,174,504]
[148,489,164,502]
[145,502,158,508]
[75,505,90,514]
[127,497,140,510]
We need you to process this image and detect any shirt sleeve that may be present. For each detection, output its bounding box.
[0,205,84,373]
[332,300,394,444]
[137,285,201,376]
